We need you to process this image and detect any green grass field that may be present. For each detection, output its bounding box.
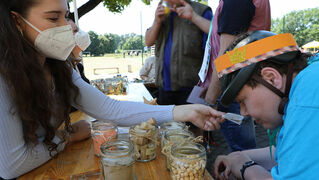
[82,54,150,80]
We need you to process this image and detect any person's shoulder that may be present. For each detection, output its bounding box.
[291,62,319,95]
[146,56,156,62]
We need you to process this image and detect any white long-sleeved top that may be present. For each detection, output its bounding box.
[0,70,174,179]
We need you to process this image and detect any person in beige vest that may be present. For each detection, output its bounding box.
[145,0,212,110]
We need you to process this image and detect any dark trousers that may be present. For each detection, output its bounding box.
[158,87,197,129]
[157,87,192,105]
[217,101,257,152]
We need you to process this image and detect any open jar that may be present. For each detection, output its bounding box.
[169,142,206,180]
[161,129,194,171]
[160,122,187,146]
[92,121,118,156]
[129,124,158,162]
[100,140,135,180]
[161,0,172,15]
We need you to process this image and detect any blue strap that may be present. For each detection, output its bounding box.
[206,17,214,45]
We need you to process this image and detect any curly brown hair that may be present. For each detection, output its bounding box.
[0,0,79,154]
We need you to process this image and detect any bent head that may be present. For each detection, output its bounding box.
[217,31,308,129]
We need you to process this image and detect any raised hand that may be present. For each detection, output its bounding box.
[155,2,167,25]
[173,0,195,20]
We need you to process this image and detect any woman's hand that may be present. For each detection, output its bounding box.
[69,120,91,144]
[173,104,225,131]
[214,152,252,179]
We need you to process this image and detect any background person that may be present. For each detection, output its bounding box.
[140,55,158,98]
[67,18,90,84]
[0,0,223,179]
[140,55,156,83]
[145,0,212,106]
[198,0,271,152]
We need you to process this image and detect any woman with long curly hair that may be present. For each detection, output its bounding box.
[0,0,224,179]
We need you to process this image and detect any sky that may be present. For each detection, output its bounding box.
[71,0,319,35]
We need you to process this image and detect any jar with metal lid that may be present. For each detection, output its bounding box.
[129,124,158,162]
[92,121,118,156]
[161,129,194,170]
[100,140,135,180]
[159,122,186,146]
[169,142,206,180]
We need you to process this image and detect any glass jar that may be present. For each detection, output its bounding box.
[169,142,206,180]
[160,122,186,146]
[92,121,118,156]
[162,129,194,171]
[100,140,135,180]
[161,0,171,15]
[129,125,158,162]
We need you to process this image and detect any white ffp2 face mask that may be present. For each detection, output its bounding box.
[21,17,75,61]
[75,29,91,51]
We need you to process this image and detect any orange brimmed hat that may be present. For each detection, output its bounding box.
[217,31,300,106]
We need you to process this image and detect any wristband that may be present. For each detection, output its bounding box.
[240,160,257,180]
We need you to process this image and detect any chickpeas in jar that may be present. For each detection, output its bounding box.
[169,142,206,180]
[161,129,194,171]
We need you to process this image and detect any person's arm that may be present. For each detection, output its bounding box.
[0,78,67,179]
[71,70,224,131]
[214,147,275,180]
[239,147,277,180]
[205,34,236,104]
[145,3,166,46]
[204,0,255,104]
[173,0,210,34]
[240,147,277,171]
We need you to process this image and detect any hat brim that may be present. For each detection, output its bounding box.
[220,63,258,106]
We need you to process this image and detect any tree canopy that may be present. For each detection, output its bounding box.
[68,0,206,20]
[85,32,145,56]
[271,8,319,46]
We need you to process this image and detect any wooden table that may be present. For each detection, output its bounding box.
[19,111,213,180]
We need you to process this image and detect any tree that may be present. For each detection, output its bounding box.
[68,0,204,20]
[85,31,145,56]
[122,35,145,50]
[271,8,319,46]
[68,0,150,20]
[86,31,100,56]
